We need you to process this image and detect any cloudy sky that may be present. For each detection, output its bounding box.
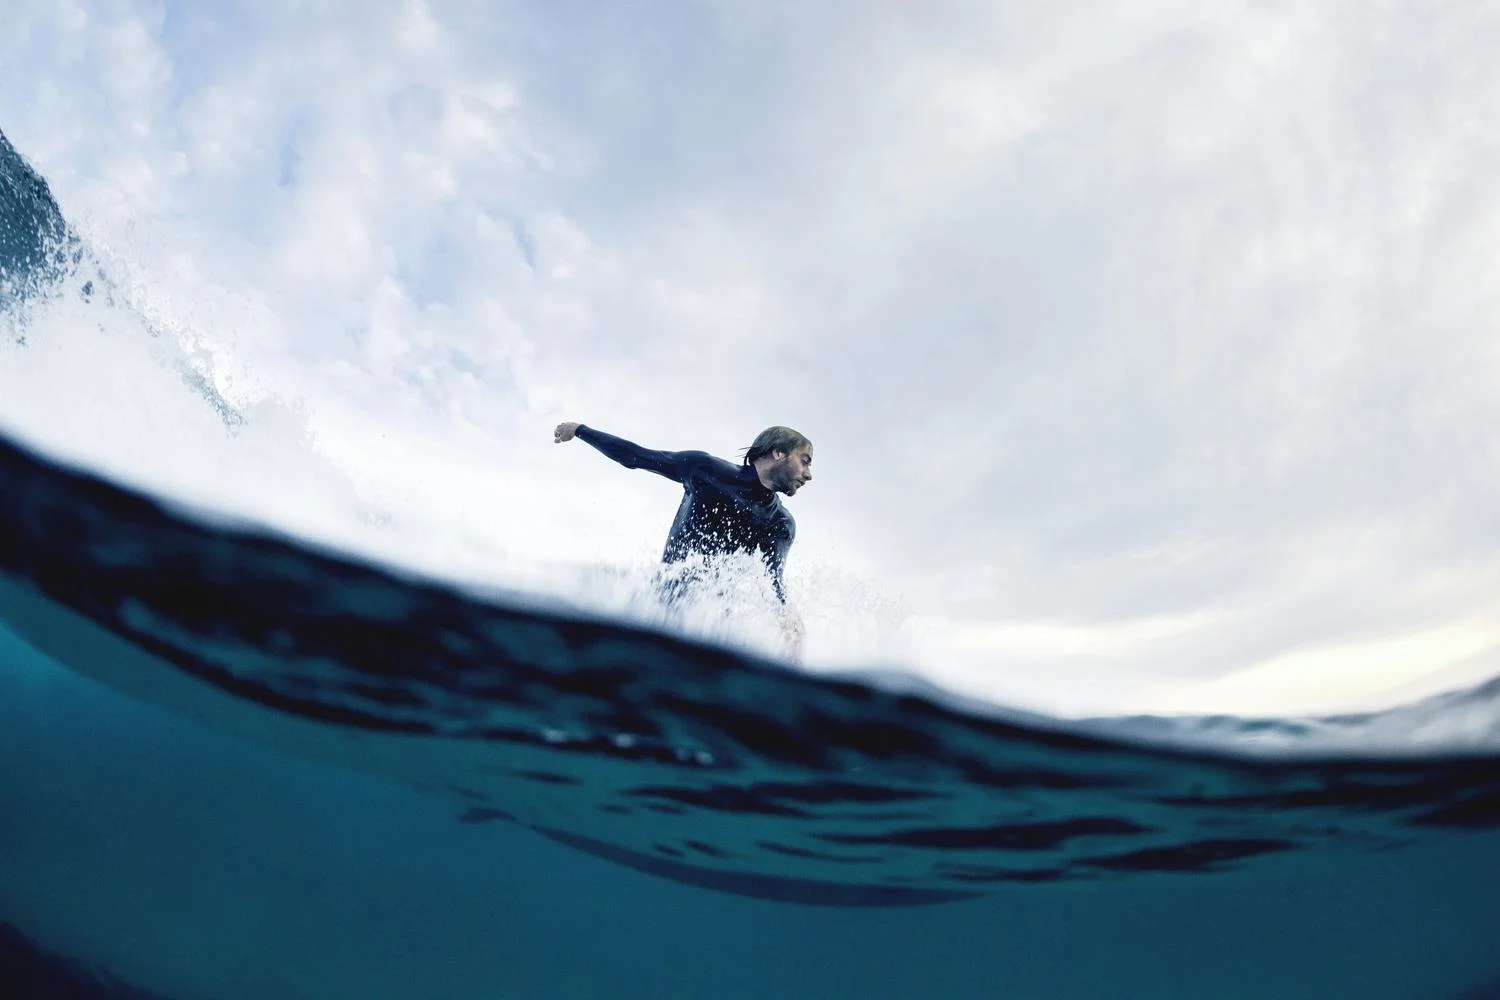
[3,0,1499,717]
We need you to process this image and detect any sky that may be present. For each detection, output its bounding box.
[2,0,1499,718]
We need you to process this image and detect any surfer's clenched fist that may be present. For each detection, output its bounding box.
[554,421,581,443]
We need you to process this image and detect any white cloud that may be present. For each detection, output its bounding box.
[2,0,1500,717]
[1144,622,1500,717]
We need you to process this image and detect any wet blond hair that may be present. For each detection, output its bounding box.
[741,426,811,467]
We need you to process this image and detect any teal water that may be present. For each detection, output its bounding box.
[4,622,1499,999]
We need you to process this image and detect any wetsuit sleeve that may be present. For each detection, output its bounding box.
[766,522,795,603]
[575,425,697,483]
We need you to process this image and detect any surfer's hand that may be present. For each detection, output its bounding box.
[554,421,581,443]
[781,605,805,660]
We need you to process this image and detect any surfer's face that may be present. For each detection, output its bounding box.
[770,446,813,496]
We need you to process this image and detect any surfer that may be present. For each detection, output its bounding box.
[553,421,812,656]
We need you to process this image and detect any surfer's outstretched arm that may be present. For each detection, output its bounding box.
[554,422,698,482]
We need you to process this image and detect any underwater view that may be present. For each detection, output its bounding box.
[5,3,1500,997]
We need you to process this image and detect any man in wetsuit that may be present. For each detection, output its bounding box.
[553,421,813,654]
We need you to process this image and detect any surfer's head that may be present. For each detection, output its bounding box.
[744,426,813,496]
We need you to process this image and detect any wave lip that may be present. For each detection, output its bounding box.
[0,129,78,311]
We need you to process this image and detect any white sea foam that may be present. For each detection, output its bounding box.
[0,252,917,678]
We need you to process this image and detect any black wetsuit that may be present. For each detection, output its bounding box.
[576,425,796,602]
